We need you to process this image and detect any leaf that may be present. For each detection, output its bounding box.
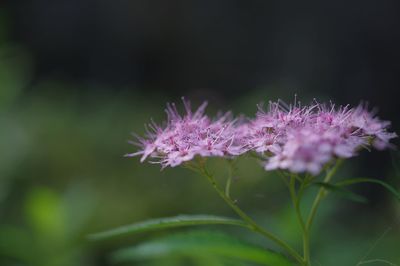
[111,230,293,266]
[88,215,247,241]
[335,178,400,201]
[313,182,368,203]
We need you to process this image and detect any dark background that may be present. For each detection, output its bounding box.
[1,1,399,266]
[6,1,400,105]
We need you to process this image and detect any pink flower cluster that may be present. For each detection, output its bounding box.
[250,101,396,174]
[126,99,246,168]
[128,98,396,174]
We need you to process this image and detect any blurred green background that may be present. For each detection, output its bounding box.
[1,2,400,265]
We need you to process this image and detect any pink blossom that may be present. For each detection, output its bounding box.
[252,100,396,174]
[126,98,246,168]
[128,97,396,174]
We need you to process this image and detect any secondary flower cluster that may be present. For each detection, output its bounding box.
[127,98,396,174]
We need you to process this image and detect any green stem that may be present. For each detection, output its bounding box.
[288,175,308,263]
[289,176,307,232]
[304,159,343,265]
[225,174,232,198]
[225,160,235,198]
[200,167,304,264]
[306,160,343,231]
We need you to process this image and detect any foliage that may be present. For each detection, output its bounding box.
[111,230,292,266]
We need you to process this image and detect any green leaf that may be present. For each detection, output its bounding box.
[111,230,293,266]
[313,182,368,203]
[88,215,247,241]
[336,178,400,201]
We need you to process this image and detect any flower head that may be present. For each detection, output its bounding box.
[127,98,246,168]
[128,97,396,174]
[250,99,396,174]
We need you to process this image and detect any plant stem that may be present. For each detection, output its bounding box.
[288,175,308,264]
[225,160,235,198]
[306,159,343,231]
[303,159,343,265]
[200,167,304,264]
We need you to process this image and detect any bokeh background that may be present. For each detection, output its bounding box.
[1,1,399,265]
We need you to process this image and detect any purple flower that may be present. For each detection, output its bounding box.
[127,98,246,168]
[252,100,396,174]
[128,97,396,174]
[348,105,397,150]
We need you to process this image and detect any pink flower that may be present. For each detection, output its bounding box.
[253,99,396,174]
[347,105,397,150]
[127,98,246,168]
[128,97,396,174]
